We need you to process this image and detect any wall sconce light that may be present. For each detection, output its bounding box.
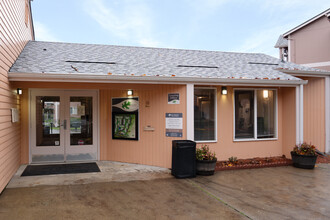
[127,89,133,96]
[221,86,227,95]
[263,90,269,99]
[17,88,22,95]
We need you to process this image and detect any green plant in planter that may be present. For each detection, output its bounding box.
[293,143,316,155]
[196,145,217,161]
[291,142,318,169]
[196,145,217,175]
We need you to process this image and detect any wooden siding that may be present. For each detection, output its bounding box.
[14,82,298,168]
[13,82,187,168]
[301,77,325,152]
[0,0,33,192]
[281,87,296,157]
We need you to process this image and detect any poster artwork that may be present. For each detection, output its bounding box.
[112,97,139,140]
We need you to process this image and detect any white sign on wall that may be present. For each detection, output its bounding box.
[165,113,183,137]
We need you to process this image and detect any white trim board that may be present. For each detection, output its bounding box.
[302,61,330,68]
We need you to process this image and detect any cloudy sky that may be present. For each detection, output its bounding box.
[32,0,329,57]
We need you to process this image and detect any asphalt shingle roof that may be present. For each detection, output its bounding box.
[9,41,324,82]
[274,35,288,48]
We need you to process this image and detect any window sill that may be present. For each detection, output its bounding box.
[195,140,217,143]
[233,138,278,142]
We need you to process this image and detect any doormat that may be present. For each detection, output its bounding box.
[21,162,100,176]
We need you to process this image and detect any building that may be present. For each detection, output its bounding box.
[0,0,34,193]
[275,8,330,156]
[1,1,329,194]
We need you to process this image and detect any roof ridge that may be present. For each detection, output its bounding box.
[29,40,266,56]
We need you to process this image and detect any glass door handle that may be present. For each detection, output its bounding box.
[61,119,67,130]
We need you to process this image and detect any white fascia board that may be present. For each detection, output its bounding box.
[8,72,307,86]
[283,8,330,37]
[280,69,330,77]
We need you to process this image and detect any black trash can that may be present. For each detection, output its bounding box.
[171,140,196,178]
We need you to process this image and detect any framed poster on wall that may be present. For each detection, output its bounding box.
[112,97,139,140]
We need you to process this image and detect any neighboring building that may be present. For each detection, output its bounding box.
[0,0,34,193]
[275,8,330,155]
[275,8,330,70]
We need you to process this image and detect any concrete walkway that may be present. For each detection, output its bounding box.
[7,161,171,188]
[0,162,329,219]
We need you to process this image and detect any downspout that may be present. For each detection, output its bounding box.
[325,76,330,153]
[296,83,304,144]
[299,84,304,143]
[186,84,194,141]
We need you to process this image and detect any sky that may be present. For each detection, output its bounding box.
[31,0,330,58]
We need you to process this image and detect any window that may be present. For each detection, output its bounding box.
[194,88,216,141]
[234,89,276,140]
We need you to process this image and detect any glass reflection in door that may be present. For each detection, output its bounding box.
[70,97,93,146]
[36,96,61,146]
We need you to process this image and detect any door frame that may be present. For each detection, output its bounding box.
[28,89,100,164]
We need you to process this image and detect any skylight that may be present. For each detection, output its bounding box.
[66,61,116,64]
[177,65,218,68]
[248,62,278,66]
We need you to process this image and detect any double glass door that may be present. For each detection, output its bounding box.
[30,90,98,163]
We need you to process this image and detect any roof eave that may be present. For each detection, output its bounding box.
[8,72,307,86]
[283,8,330,37]
[280,69,330,77]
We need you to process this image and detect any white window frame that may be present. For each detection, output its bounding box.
[194,87,217,143]
[233,88,278,142]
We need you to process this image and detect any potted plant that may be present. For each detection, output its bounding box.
[291,142,318,169]
[196,145,217,175]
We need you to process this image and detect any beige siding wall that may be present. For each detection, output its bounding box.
[0,0,33,192]
[301,77,325,152]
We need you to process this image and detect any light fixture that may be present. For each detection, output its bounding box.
[127,89,133,96]
[221,86,227,95]
[17,88,22,95]
[263,90,269,99]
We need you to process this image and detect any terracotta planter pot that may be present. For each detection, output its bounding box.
[196,159,217,175]
[291,151,318,169]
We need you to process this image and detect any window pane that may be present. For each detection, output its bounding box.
[36,96,60,146]
[235,91,254,139]
[194,89,215,141]
[257,90,275,139]
[70,97,93,145]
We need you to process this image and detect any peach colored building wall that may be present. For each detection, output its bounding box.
[289,16,330,70]
[301,77,325,152]
[14,82,297,168]
[13,82,186,168]
[0,0,34,192]
[281,87,297,157]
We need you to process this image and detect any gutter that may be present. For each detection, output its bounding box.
[8,72,308,86]
[280,69,330,77]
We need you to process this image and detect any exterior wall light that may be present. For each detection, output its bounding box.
[263,90,269,99]
[17,88,22,95]
[221,86,227,95]
[127,89,133,96]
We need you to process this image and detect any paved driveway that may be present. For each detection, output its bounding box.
[0,163,329,219]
